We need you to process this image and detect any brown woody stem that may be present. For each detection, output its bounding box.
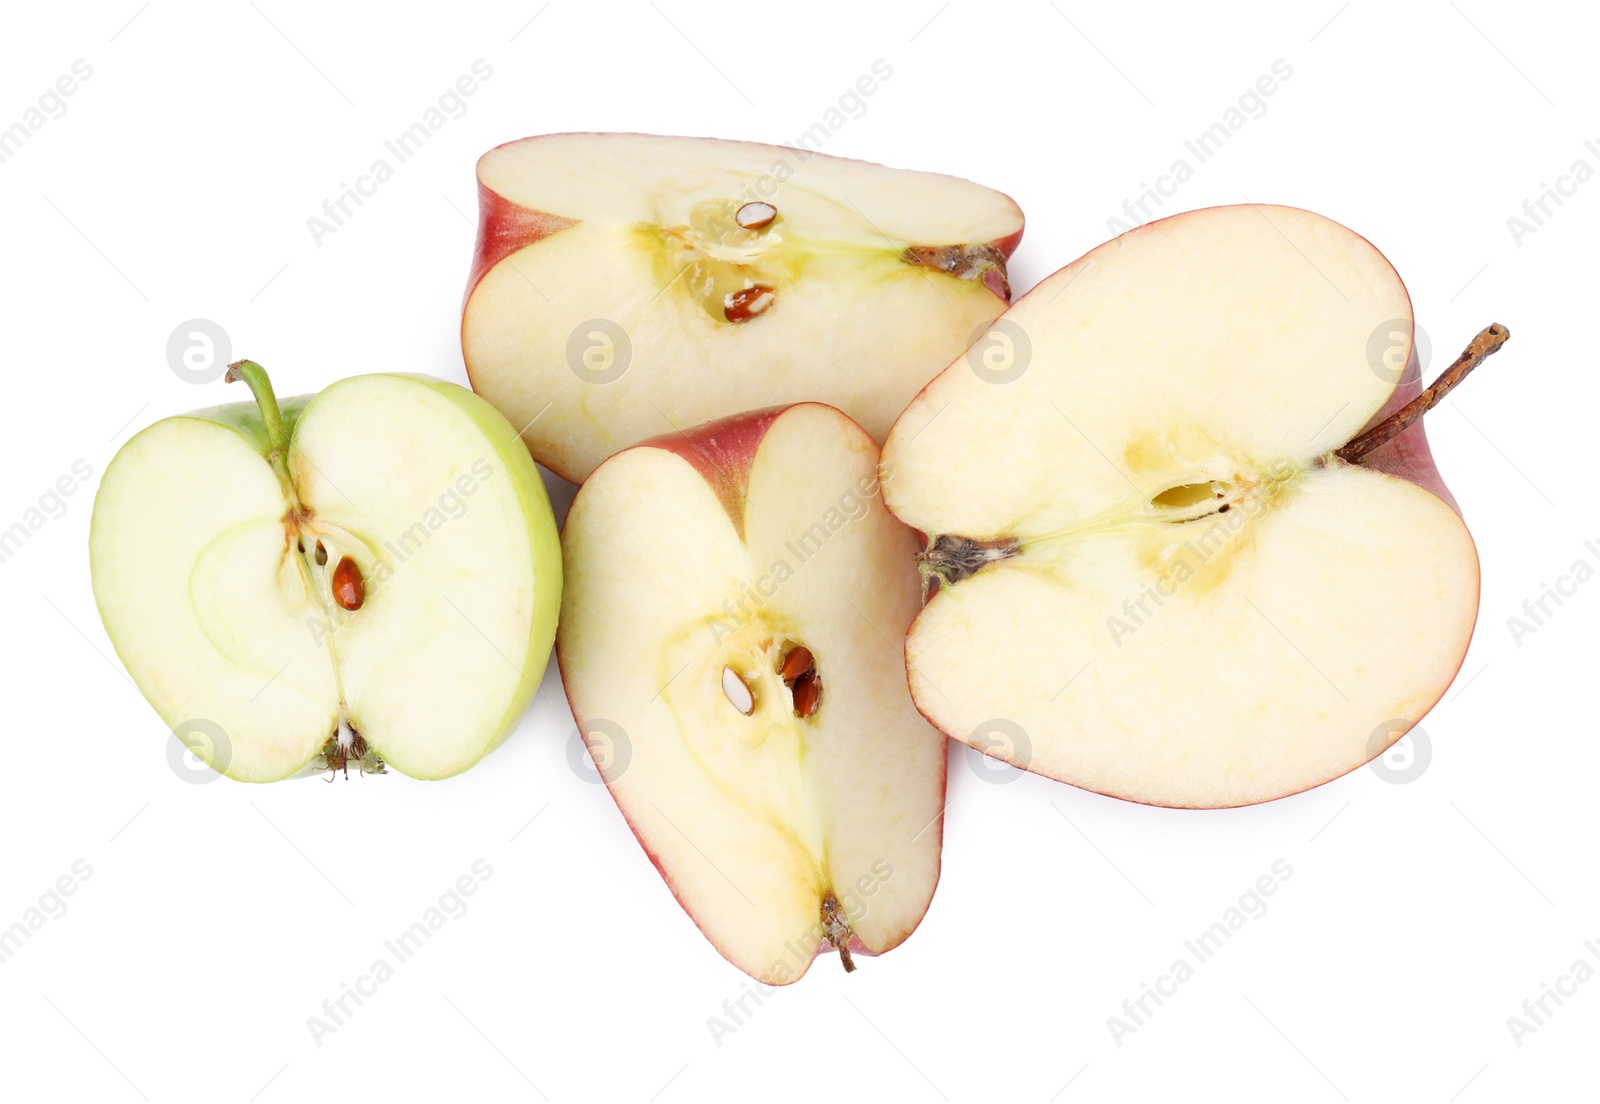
[1334,323,1509,464]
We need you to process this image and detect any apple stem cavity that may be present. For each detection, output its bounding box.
[1334,323,1510,464]
[821,894,857,973]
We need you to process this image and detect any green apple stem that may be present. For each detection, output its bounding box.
[225,359,296,488]
[1334,323,1509,464]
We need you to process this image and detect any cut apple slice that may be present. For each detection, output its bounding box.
[90,364,562,782]
[558,403,944,982]
[462,132,1024,481]
[882,205,1495,808]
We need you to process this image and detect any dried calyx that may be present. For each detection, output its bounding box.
[318,718,386,779]
[902,243,1011,299]
[821,893,856,973]
[920,534,1020,588]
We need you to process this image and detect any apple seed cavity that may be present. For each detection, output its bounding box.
[332,555,365,611]
[735,201,777,230]
[724,284,776,323]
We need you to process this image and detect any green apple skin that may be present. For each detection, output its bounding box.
[90,372,562,782]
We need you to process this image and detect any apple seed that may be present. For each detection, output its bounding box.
[332,556,365,611]
[791,670,821,719]
[724,284,775,323]
[721,665,754,715]
[735,201,777,230]
[778,645,814,683]
[314,540,328,566]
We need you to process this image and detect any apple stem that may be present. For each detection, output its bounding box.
[1334,323,1509,464]
[225,359,291,457]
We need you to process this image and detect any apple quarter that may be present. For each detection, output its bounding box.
[462,132,1024,481]
[558,403,945,983]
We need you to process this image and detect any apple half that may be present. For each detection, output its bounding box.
[881,205,1503,808]
[462,132,1024,482]
[90,363,562,782]
[558,403,945,982]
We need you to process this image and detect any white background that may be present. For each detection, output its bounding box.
[0,1,1593,1101]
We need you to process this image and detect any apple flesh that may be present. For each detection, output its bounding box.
[881,205,1492,808]
[90,363,562,782]
[558,403,945,982]
[462,132,1024,482]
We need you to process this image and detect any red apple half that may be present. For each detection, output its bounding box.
[558,403,945,981]
[462,132,1024,482]
[881,204,1493,808]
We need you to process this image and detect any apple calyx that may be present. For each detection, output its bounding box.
[920,534,1021,587]
[902,243,1012,300]
[317,717,386,780]
[820,894,857,973]
[1333,323,1510,464]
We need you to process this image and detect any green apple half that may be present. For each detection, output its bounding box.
[90,363,561,782]
[882,205,1504,808]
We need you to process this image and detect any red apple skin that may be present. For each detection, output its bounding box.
[558,402,942,981]
[463,179,577,307]
[634,406,786,540]
[887,204,1480,810]
[1353,345,1459,512]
